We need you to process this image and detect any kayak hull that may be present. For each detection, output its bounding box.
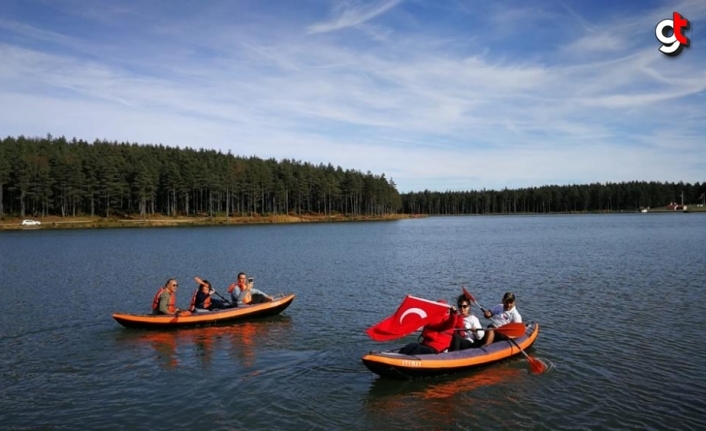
[361,322,540,379]
[112,293,295,329]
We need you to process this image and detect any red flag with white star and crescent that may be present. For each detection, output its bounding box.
[365,295,451,341]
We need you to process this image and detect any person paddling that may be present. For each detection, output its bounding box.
[482,292,522,346]
[189,278,229,312]
[449,294,486,351]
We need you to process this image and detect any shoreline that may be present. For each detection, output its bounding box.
[0,213,416,231]
[3,207,704,231]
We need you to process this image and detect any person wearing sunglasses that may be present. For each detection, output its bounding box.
[151,278,183,315]
[449,294,486,351]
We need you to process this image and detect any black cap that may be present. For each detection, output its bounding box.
[502,292,515,302]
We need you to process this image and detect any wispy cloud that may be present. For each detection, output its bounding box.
[0,0,704,192]
[307,0,405,34]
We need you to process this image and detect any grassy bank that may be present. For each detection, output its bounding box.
[0,213,415,231]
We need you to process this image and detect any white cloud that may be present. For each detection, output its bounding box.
[307,0,405,34]
[0,0,705,193]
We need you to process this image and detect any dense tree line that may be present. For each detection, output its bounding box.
[0,136,402,218]
[401,181,705,215]
[3,135,703,219]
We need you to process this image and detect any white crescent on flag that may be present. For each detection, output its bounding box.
[399,307,427,323]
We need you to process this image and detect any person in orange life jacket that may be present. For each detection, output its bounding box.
[190,279,227,312]
[228,272,273,305]
[482,292,522,346]
[449,294,486,351]
[398,300,458,355]
[152,278,183,315]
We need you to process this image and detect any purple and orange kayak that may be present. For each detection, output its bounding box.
[362,322,540,379]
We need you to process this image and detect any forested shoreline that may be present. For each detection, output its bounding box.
[402,182,705,215]
[0,136,401,218]
[1,135,703,219]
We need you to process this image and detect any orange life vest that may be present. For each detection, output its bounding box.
[228,281,251,304]
[152,287,176,314]
[227,281,247,293]
[189,289,212,311]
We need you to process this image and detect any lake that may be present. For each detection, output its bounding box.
[1,214,705,430]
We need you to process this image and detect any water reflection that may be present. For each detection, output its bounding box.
[364,365,522,428]
[114,316,292,370]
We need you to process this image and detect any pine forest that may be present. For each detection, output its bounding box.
[0,136,703,219]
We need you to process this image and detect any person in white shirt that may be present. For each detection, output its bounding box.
[482,292,522,346]
[449,295,486,351]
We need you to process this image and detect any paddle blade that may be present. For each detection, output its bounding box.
[494,322,526,338]
[527,356,548,374]
[462,286,474,302]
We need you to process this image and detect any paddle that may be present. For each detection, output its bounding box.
[462,286,545,372]
[453,322,525,338]
[486,322,526,338]
[194,276,235,307]
[462,286,486,312]
[213,290,235,307]
[507,336,547,374]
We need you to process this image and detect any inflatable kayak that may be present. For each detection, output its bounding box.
[112,293,295,329]
[361,321,539,379]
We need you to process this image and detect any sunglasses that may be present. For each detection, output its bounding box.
[460,304,470,309]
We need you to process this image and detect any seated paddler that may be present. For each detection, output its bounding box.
[151,278,183,315]
[189,279,227,312]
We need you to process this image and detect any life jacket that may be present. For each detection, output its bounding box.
[228,281,251,304]
[420,312,457,353]
[152,287,166,311]
[152,287,176,314]
[227,281,247,293]
[189,289,212,311]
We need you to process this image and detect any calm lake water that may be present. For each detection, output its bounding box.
[1,214,705,430]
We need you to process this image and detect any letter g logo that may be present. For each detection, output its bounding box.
[656,12,691,56]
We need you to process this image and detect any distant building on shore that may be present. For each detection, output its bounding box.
[666,202,687,211]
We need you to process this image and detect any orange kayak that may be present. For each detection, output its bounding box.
[112,293,295,329]
[361,322,540,379]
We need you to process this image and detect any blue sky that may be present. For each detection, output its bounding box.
[1,0,704,192]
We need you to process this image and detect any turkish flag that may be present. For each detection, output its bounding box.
[365,295,451,341]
